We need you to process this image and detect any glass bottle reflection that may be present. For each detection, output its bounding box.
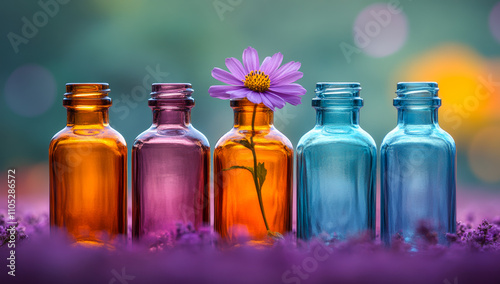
[214,99,293,246]
[297,82,376,241]
[49,83,127,247]
[132,83,210,241]
[381,82,456,245]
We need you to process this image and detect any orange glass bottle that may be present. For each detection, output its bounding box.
[49,83,127,247]
[214,98,293,246]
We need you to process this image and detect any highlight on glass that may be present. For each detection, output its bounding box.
[49,83,127,247]
[297,82,376,241]
[209,46,306,245]
[380,82,456,245]
[132,83,210,242]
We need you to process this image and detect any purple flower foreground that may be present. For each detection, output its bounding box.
[209,46,307,110]
[2,213,500,283]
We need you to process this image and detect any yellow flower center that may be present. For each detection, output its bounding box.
[244,70,271,93]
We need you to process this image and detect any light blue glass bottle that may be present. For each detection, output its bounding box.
[297,82,376,241]
[381,82,456,245]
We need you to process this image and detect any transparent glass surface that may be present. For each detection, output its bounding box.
[381,82,456,245]
[132,84,210,241]
[297,83,376,241]
[49,83,127,247]
[214,99,293,246]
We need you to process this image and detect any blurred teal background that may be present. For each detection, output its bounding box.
[1,0,500,211]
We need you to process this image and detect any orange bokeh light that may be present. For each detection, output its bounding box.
[398,44,500,145]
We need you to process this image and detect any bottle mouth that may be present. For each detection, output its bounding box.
[396,82,438,97]
[149,83,194,108]
[394,82,440,107]
[151,83,193,99]
[65,83,110,98]
[315,82,361,97]
[63,83,111,107]
[313,82,363,107]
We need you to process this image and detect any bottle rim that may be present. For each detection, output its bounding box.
[65,83,110,98]
[63,83,111,107]
[394,82,441,107]
[313,82,363,107]
[151,83,193,99]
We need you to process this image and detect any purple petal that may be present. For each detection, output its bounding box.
[260,95,276,111]
[212,68,244,86]
[242,46,260,73]
[246,91,263,104]
[209,85,245,99]
[227,88,253,99]
[225,58,246,80]
[260,52,283,75]
[267,90,303,106]
[271,71,303,85]
[269,83,307,95]
[208,87,230,99]
[270,61,301,81]
[263,92,286,110]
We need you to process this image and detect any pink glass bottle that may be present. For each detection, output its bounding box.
[132,83,210,242]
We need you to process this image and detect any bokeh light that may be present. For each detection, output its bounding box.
[490,2,500,44]
[4,64,57,117]
[468,126,500,183]
[485,59,500,120]
[400,44,499,145]
[353,3,408,57]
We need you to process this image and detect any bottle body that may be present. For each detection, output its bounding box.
[132,84,210,241]
[381,82,456,245]
[297,83,376,241]
[49,83,127,246]
[214,99,292,245]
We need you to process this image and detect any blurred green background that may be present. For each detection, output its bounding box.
[1,0,499,209]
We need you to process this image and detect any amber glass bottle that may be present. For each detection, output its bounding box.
[214,98,293,246]
[49,83,127,247]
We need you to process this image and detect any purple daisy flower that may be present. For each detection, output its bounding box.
[209,46,307,110]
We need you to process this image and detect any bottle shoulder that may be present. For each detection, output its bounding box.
[381,126,456,151]
[215,127,293,151]
[297,126,376,150]
[49,126,127,153]
[133,125,210,149]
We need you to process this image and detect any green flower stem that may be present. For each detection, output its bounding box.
[249,104,270,233]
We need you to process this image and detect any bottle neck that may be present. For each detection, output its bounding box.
[232,100,273,130]
[66,107,109,127]
[394,82,440,127]
[316,108,359,126]
[152,107,191,127]
[397,107,438,126]
[63,83,111,128]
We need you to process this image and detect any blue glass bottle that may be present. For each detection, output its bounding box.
[297,82,376,241]
[381,82,456,245]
